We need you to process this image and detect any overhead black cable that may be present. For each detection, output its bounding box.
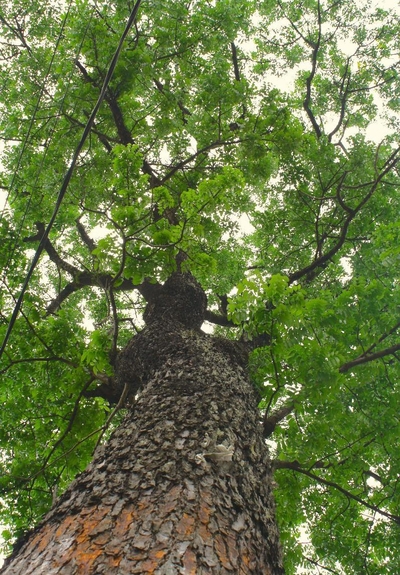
[0,0,143,361]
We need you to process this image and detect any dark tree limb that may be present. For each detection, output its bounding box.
[74,59,162,187]
[230,42,241,82]
[0,356,78,375]
[289,148,400,284]
[76,219,97,252]
[274,459,400,525]
[277,0,318,50]
[339,343,400,373]
[24,222,79,276]
[263,400,295,437]
[304,556,341,575]
[204,309,236,327]
[45,274,160,315]
[0,14,32,54]
[160,138,244,185]
[302,0,323,138]
[361,320,400,357]
[328,60,351,142]
[64,112,117,151]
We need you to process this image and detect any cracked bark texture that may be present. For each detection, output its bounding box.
[1,273,284,574]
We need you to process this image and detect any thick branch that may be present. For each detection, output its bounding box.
[230,42,241,82]
[76,219,97,253]
[289,149,400,284]
[24,222,79,276]
[302,0,323,138]
[304,556,340,575]
[339,343,400,373]
[0,14,32,53]
[361,320,400,357]
[46,273,159,315]
[204,309,236,327]
[328,60,351,142]
[289,214,352,283]
[263,400,295,437]
[160,138,242,185]
[74,59,161,187]
[0,356,77,375]
[274,460,400,524]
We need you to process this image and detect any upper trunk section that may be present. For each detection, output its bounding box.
[1,273,284,574]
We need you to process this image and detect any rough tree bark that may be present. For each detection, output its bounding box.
[1,273,284,574]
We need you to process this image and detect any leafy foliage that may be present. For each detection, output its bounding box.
[0,0,400,572]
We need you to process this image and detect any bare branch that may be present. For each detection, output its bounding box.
[304,556,341,575]
[0,14,32,53]
[361,320,400,357]
[0,356,77,375]
[328,60,352,142]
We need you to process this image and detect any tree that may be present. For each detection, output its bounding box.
[0,0,399,572]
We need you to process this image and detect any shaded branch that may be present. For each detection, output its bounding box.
[304,556,341,575]
[204,309,236,327]
[74,59,161,187]
[339,343,400,373]
[302,0,323,138]
[0,14,32,54]
[24,222,79,276]
[361,319,400,357]
[328,60,351,142]
[76,219,97,252]
[263,400,295,437]
[23,221,163,314]
[160,138,243,185]
[0,356,78,375]
[289,148,400,284]
[45,273,157,315]
[230,42,241,81]
[274,460,400,524]
[289,213,352,283]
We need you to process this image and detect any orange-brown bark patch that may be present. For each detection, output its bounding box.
[225,533,239,568]
[198,521,212,545]
[182,548,198,574]
[214,532,232,570]
[176,513,195,537]
[55,515,76,538]
[74,547,103,573]
[198,503,212,525]
[140,547,167,572]
[30,524,53,553]
[107,556,122,568]
[157,484,182,517]
[113,505,136,538]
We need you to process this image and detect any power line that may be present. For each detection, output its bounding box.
[0,0,143,361]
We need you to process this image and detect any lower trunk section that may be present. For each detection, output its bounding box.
[2,322,284,574]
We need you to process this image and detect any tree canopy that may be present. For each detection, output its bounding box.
[0,0,399,572]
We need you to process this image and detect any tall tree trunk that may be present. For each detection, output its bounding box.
[1,274,284,574]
